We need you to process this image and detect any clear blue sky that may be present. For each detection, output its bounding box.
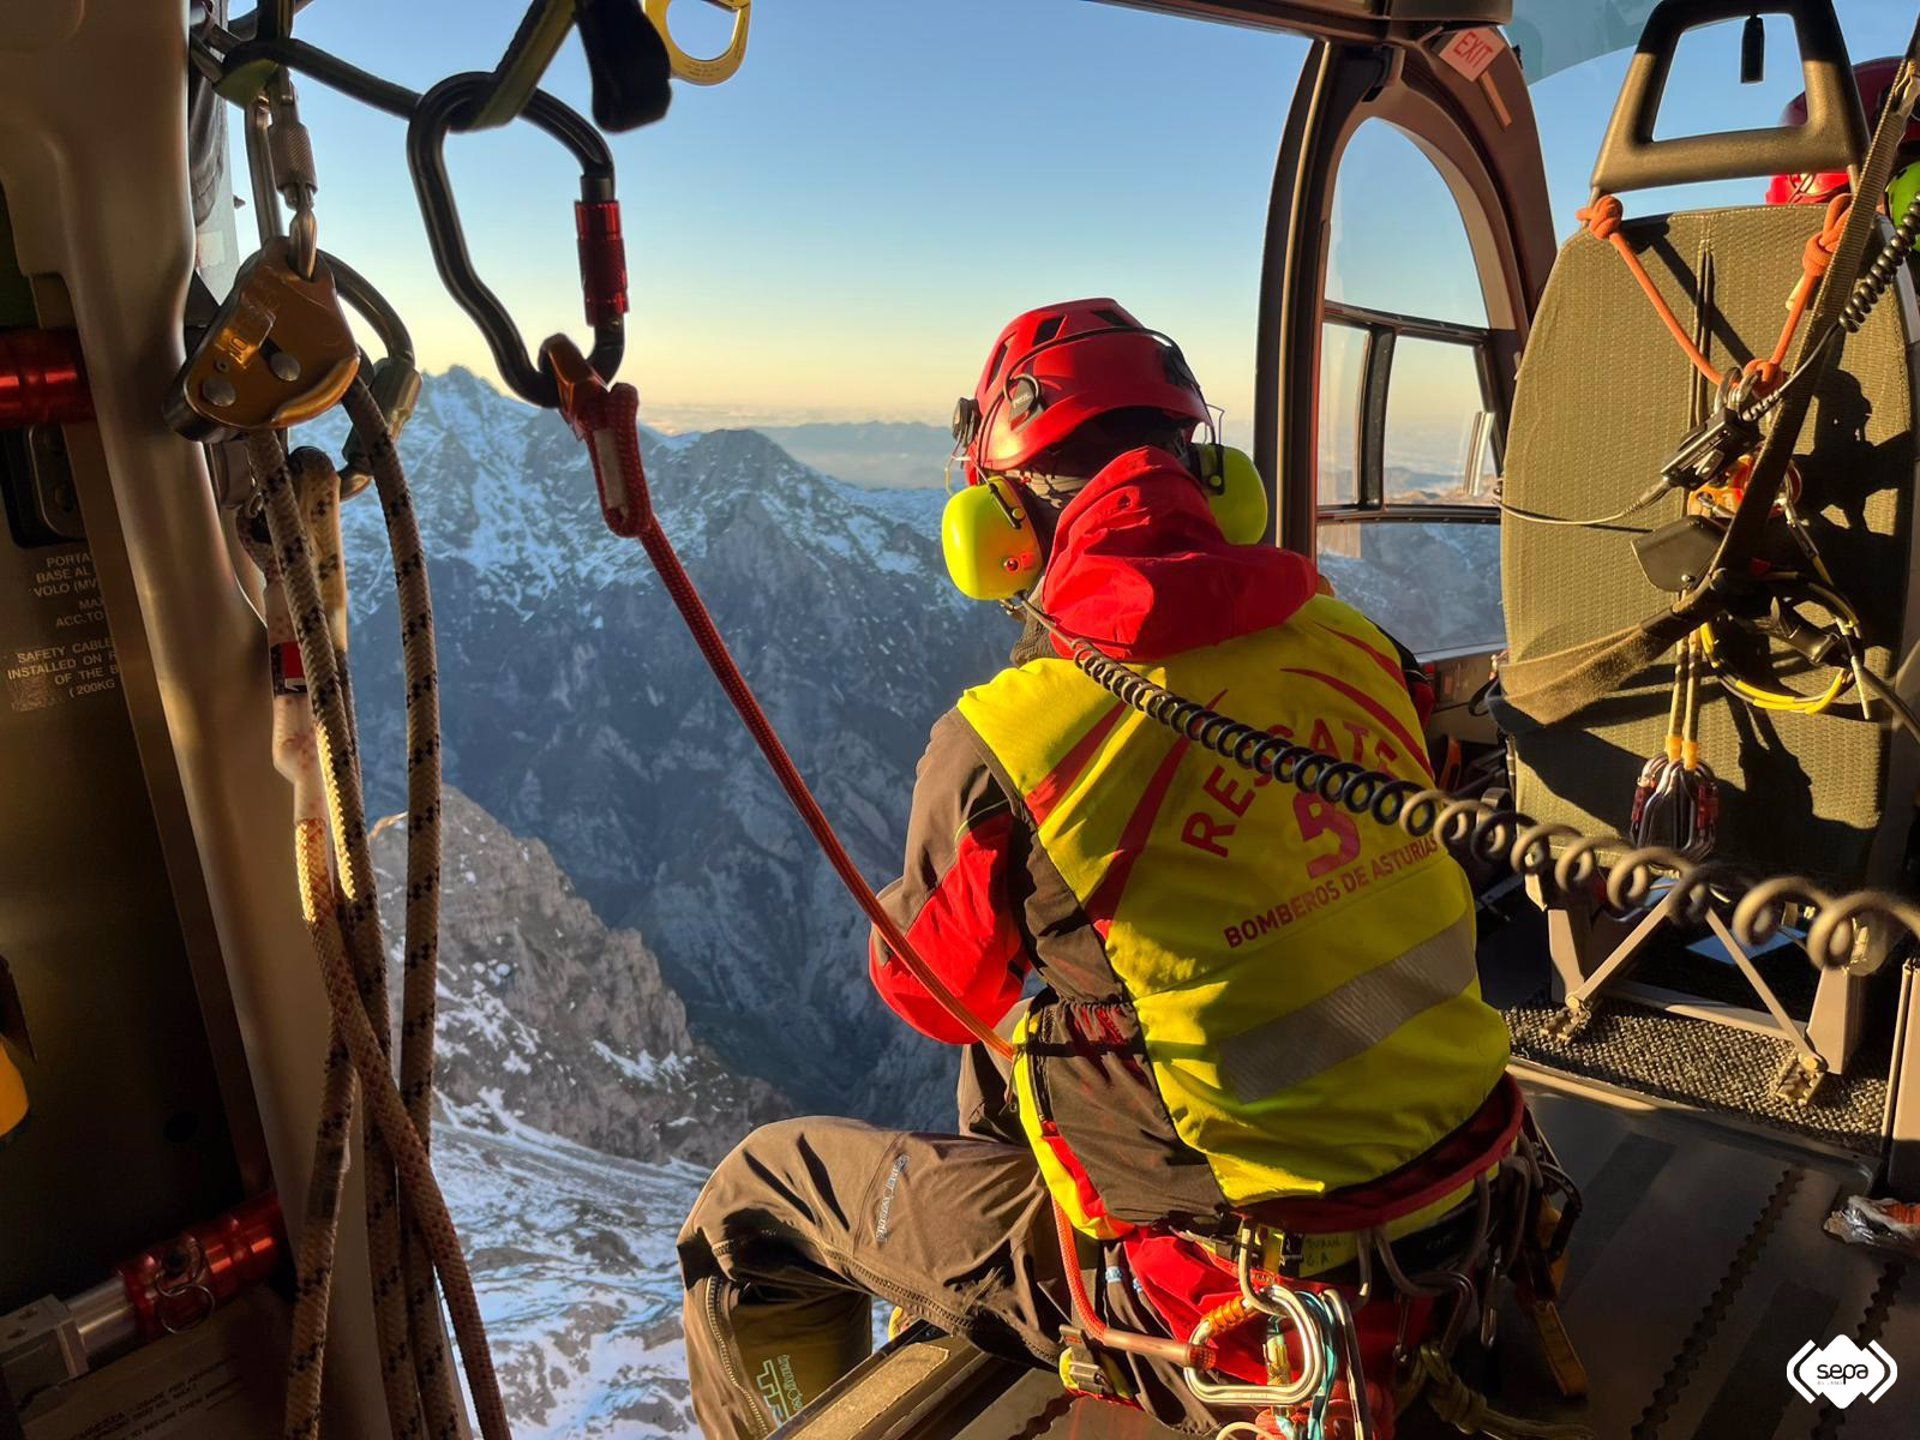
[268,0,1307,436]
[268,0,1919,445]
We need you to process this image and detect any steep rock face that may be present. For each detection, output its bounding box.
[334,371,1005,1123]
[373,787,787,1167]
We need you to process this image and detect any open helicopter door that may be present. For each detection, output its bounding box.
[1256,22,1553,776]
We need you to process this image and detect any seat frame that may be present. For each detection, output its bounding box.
[1539,881,1858,1096]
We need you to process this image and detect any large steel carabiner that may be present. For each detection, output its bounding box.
[407,72,627,409]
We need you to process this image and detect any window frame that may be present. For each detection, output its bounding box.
[1319,298,1503,528]
[1255,36,1555,559]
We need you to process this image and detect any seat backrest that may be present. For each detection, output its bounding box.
[1500,204,1920,888]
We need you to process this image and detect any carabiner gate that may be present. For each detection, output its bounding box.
[408,72,627,408]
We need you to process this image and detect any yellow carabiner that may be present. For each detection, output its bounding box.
[645,0,751,87]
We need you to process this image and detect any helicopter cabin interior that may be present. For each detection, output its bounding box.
[1,0,1919,1438]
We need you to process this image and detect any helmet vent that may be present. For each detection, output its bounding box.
[1032,315,1065,344]
[1093,308,1134,328]
[986,338,1012,386]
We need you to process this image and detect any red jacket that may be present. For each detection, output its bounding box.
[871,446,1431,1038]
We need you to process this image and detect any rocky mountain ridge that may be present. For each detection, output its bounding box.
[373,787,785,1168]
[327,369,1009,1124]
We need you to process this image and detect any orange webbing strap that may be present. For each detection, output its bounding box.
[1579,192,1849,398]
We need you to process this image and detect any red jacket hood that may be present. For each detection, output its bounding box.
[1037,446,1320,662]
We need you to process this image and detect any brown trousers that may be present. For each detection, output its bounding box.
[676,1047,1207,1437]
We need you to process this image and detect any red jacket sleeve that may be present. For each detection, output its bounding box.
[870,710,1030,1044]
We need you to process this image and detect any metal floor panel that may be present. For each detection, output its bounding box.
[780,1088,1911,1440]
[1828,1262,1920,1440]
[1519,1090,1918,1440]
[1523,1093,1801,1438]
[1643,1168,1858,1440]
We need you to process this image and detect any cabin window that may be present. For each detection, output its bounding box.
[1315,121,1504,655]
[1525,3,1920,226]
[1317,322,1367,508]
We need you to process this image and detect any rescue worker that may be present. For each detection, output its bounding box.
[677,299,1511,1436]
[1768,56,1920,209]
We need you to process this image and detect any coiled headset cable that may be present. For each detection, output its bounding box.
[1009,598,1920,970]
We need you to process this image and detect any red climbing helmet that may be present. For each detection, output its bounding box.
[1769,56,1920,204]
[952,299,1212,483]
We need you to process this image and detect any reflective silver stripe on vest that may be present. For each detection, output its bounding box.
[1218,912,1477,1103]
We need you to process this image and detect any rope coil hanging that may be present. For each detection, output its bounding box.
[238,386,514,1440]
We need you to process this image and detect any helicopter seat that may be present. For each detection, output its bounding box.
[1496,0,1920,1109]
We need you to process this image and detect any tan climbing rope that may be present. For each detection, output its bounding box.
[340,377,463,1440]
[233,385,509,1439]
[295,444,433,1440]
[237,496,357,1440]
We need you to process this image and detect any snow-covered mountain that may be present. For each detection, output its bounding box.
[434,1123,706,1438]
[331,370,1009,1123]
[360,788,772,1436]
[373,788,785,1167]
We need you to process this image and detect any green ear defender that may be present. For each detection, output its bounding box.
[942,477,1045,602]
[941,447,1271,603]
[1891,162,1920,250]
[1194,443,1270,545]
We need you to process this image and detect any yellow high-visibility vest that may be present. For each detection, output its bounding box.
[959,595,1509,1235]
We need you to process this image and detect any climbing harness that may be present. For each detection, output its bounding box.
[1127,1079,1591,1440]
